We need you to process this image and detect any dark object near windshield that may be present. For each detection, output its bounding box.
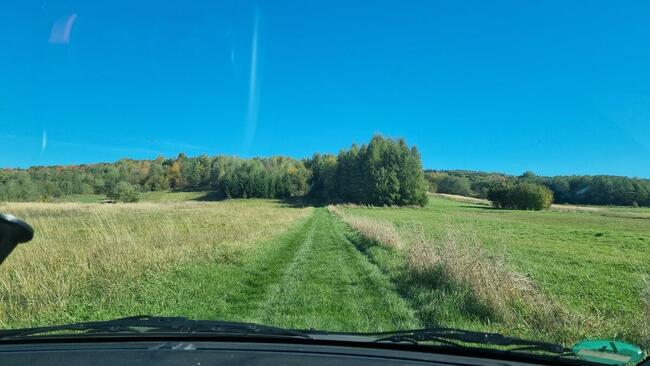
[0,316,311,340]
[1,316,643,366]
[0,316,568,356]
[0,213,33,265]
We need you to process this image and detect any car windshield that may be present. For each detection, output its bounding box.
[0,0,649,361]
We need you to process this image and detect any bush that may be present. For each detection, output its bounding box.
[488,182,553,210]
[436,176,472,196]
[107,181,140,203]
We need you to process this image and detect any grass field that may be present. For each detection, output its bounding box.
[336,196,650,345]
[1,192,648,348]
[0,199,312,327]
[51,190,219,203]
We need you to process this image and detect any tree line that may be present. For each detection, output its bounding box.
[3,136,648,207]
[0,155,310,203]
[426,170,650,207]
[0,136,428,206]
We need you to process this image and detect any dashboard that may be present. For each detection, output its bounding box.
[0,340,586,366]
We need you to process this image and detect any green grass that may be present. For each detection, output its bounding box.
[54,209,418,332]
[1,192,648,348]
[61,208,419,331]
[50,190,218,203]
[139,190,219,202]
[0,199,312,327]
[63,211,317,322]
[253,209,417,331]
[52,194,106,203]
[0,200,419,332]
[339,196,650,345]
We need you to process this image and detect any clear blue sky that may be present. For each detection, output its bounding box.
[1,0,649,177]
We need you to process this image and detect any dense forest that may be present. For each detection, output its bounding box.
[426,170,650,207]
[0,136,428,207]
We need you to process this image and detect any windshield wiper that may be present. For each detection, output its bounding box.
[361,327,569,355]
[0,315,312,341]
[0,317,569,356]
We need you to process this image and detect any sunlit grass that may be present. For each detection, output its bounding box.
[50,190,217,203]
[0,199,311,328]
[338,197,650,346]
[3,192,649,348]
[328,205,403,250]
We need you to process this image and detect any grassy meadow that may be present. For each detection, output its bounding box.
[0,199,312,327]
[50,189,218,203]
[1,192,649,348]
[335,195,650,345]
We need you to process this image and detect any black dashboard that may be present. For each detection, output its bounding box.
[0,340,585,366]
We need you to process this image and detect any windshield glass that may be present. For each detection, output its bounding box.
[1,0,649,358]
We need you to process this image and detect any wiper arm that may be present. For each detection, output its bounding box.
[0,318,566,355]
[367,327,569,354]
[0,316,312,340]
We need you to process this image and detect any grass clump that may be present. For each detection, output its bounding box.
[404,226,575,339]
[328,205,403,250]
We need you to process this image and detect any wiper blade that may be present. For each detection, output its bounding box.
[0,318,568,356]
[0,316,312,340]
[365,327,569,354]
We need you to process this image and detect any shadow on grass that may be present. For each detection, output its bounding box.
[168,186,228,202]
[342,228,497,327]
[459,205,500,210]
[191,191,226,202]
[278,196,328,208]
[171,186,213,193]
[186,193,325,207]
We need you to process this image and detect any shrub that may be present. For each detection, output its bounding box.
[488,182,553,210]
[107,181,140,203]
[436,176,472,196]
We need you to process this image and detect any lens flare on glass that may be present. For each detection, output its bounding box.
[48,13,77,44]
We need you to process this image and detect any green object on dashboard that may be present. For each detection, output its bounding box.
[572,340,644,365]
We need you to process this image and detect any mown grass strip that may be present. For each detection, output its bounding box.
[254,208,418,332]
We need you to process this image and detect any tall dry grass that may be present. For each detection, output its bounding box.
[404,226,576,335]
[330,204,579,339]
[0,200,311,327]
[327,205,402,249]
[433,193,490,206]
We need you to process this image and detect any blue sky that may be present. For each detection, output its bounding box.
[1,1,649,177]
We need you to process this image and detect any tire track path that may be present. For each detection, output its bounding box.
[253,208,417,331]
